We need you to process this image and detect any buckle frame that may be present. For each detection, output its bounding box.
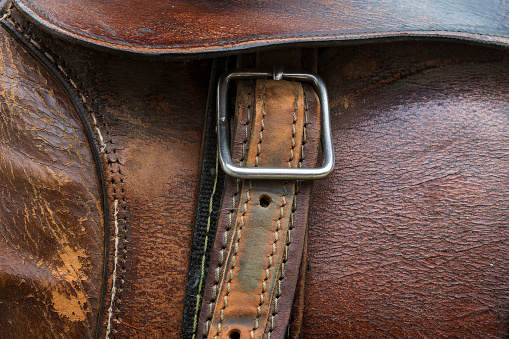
[217,69,334,180]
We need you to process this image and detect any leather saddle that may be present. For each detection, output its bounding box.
[0,0,508,338]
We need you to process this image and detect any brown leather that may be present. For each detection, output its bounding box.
[0,25,104,338]
[197,79,321,339]
[2,11,213,337]
[303,43,509,338]
[2,5,509,336]
[287,232,308,339]
[11,0,509,55]
[79,54,210,338]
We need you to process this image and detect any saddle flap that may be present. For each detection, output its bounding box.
[12,0,509,56]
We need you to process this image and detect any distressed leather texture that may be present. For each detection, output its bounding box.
[199,79,321,339]
[0,2,508,337]
[0,25,104,338]
[11,0,509,55]
[303,44,509,338]
[1,9,212,337]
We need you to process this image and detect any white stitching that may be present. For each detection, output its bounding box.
[251,185,287,339]
[215,181,252,338]
[268,84,306,337]
[7,18,125,336]
[0,2,13,22]
[105,199,119,337]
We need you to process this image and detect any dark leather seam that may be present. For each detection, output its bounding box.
[0,16,112,339]
[254,82,266,167]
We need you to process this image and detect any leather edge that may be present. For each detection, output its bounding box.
[10,0,509,58]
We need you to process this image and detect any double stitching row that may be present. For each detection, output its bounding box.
[262,83,303,338]
[5,13,128,338]
[251,185,288,339]
[215,181,253,338]
[266,85,308,337]
[205,81,254,337]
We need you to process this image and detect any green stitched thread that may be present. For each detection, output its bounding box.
[192,151,220,338]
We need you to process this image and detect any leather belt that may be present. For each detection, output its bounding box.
[197,67,329,338]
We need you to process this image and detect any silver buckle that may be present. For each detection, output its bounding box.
[217,69,334,180]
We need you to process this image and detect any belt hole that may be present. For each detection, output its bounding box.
[259,194,271,208]
[229,329,241,339]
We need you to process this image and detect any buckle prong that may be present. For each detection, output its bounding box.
[273,65,284,80]
[217,69,334,180]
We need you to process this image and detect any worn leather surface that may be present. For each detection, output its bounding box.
[2,6,508,336]
[11,0,509,55]
[97,60,209,339]
[0,25,104,338]
[79,55,211,338]
[197,79,321,339]
[303,43,509,338]
[2,13,213,337]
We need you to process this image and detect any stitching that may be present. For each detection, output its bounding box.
[215,181,253,338]
[191,152,220,339]
[267,85,307,338]
[105,200,119,337]
[240,81,253,163]
[16,0,509,50]
[300,88,309,168]
[0,2,13,22]
[205,179,239,338]
[288,84,298,167]
[251,185,287,339]
[254,83,301,338]
[7,16,127,338]
[255,82,266,167]
[205,82,253,337]
[267,195,295,339]
[5,14,108,153]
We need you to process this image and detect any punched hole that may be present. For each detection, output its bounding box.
[259,194,272,208]
[229,330,241,339]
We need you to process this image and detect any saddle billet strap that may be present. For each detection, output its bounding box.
[196,76,321,338]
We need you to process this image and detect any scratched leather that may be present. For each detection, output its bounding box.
[0,26,104,338]
[6,10,509,337]
[12,0,509,55]
[4,13,215,337]
[303,43,509,338]
[81,56,211,338]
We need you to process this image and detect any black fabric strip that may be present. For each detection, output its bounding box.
[181,57,235,339]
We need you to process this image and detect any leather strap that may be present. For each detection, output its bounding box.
[197,77,321,338]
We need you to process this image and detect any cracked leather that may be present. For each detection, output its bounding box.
[1,3,508,337]
[0,25,104,338]
[1,9,213,337]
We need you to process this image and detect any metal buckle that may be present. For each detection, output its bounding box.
[217,68,334,180]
